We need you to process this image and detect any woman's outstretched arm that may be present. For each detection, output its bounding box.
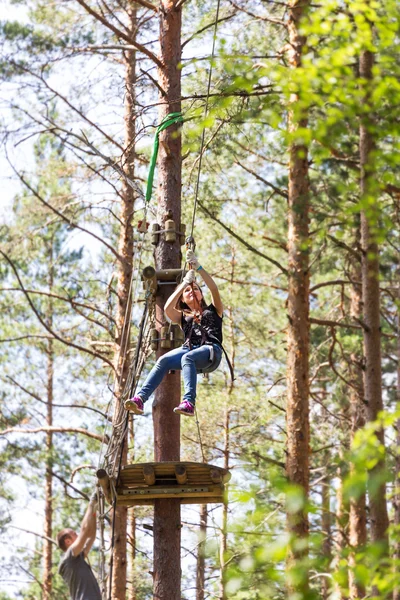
[187,250,223,317]
[164,270,196,323]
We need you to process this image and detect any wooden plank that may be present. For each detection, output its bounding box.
[117,495,225,507]
[116,463,229,508]
[117,490,224,506]
[118,485,223,500]
[122,461,229,473]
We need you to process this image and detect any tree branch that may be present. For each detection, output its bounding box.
[0,287,116,325]
[9,62,124,152]
[181,12,237,49]
[5,376,111,421]
[251,450,285,469]
[0,251,116,371]
[0,334,53,343]
[327,234,361,261]
[234,158,288,198]
[310,279,353,293]
[9,165,126,265]
[74,0,162,67]
[228,0,287,27]
[0,426,107,443]
[8,526,57,547]
[133,0,157,10]
[310,317,361,330]
[198,200,288,275]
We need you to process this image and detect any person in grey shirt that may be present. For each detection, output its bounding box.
[57,494,102,600]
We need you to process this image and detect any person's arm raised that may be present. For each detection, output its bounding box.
[186,250,223,317]
[70,495,98,558]
[197,268,223,316]
[164,270,196,324]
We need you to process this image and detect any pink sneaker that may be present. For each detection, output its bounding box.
[124,395,144,415]
[173,400,195,417]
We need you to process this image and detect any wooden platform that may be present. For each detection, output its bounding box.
[115,461,231,506]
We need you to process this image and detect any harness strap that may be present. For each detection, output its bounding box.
[183,320,235,383]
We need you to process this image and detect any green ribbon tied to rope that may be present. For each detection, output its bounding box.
[145,112,184,203]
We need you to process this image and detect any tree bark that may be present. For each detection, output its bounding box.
[348,224,367,600]
[219,254,235,600]
[285,1,310,594]
[359,48,389,551]
[153,2,182,600]
[219,407,230,600]
[393,285,400,600]
[127,507,137,600]
[42,245,54,600]
[335,466,349,600]
[321,473,331,600]
[196,504,207,600]
[111,5,137,597]
[128,415,137,600]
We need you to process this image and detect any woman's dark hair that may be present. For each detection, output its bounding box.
[179,284,207,311]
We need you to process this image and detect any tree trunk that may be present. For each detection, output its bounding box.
[153,2,182,600]
[127,507,137,600]
[348,225,367,600]
[321,473,331,600]
[285,1,310,594]
[219,254,235,600]
[394,288,400,600]
[111,5,137,596]
[335,465,349,600]
[359,48,389,551]
[219,407,230,600]
[43,245,54,600]
[128,417,137,600]
[196,504,208,600]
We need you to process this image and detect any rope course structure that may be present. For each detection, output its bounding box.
[91,0,229,595]
[102,285,155,480]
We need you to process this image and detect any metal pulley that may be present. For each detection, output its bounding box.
[185,235,196,251]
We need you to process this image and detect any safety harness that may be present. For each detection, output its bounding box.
[183,314,235,382]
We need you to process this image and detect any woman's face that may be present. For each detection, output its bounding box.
[182,283,203,307]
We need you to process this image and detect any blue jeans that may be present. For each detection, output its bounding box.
[137,344,222,406]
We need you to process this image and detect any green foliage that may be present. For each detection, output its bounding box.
[1,0,400,598]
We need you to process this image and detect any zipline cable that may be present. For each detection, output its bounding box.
[190,0,222,238]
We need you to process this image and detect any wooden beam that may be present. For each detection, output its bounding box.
[210,469,222,484]
[142,266,158,294]
[143,465,156,485]
[175,464,187,484]
[155,268,185,282]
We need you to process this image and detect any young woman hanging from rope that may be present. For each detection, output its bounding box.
[125,249,224,417]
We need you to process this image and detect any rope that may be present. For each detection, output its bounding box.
[190,0,222,238]
[97,227,147,470]
[97,492,108,600]
[184,0,222,454]
[107,497,118,600]
[194,406,206,463]
[102,287,155,476]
